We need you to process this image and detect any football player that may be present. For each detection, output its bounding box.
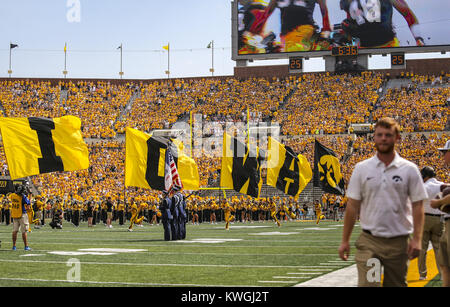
[222,199,235,230]
[339,0,424,48]
[128,198,144,232]
[250,0,332,52]
[238,0,277,54]
[314,200,325,224]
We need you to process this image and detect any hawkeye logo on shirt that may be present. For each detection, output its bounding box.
[392,175,403,183]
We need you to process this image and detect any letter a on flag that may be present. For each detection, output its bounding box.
[0,116,89,180]
[267,136,312,198]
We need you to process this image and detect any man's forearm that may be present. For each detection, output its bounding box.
[411,201,424,242]
[342,201,358,243]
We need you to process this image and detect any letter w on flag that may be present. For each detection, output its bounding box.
[165,146,183,193]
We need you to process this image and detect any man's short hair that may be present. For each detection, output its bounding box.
[420,166,436,179]
[374,117,401,135]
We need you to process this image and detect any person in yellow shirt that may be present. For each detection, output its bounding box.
[116,200,125,226]
[314,200,325,224]
[128,198,144,232]
[222,199,235,231]
[72,200,81,227]
[3,196,11,226]
[137,201,148,227]
[34,195,45,227]
[269,199,281,227]
[26,202,39,232]
[10,185,32,251]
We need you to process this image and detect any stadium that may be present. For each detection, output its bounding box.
[0,0,449,291]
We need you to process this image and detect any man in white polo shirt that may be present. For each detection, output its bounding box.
[430,139,450,287]
[418,166,445,280]
[338,117,427,287]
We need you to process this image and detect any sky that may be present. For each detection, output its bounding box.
[0,0,449,80]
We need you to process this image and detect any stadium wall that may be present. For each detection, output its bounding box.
[234,58,450,79]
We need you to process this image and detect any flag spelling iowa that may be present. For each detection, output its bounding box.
[220,133,262,198]
[313,139,345,195]
[0,116,89,180]
[267,137,312,198]
[125,127,199,191]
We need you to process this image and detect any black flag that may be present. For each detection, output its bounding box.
[313,139,345,195]
[10,43,18,49]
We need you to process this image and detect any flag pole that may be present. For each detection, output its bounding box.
[63,42,67,78]
[190,111,193,158]
[119,43,123,79]
[9,42,12,78]
[247,107,250,146]
[211,40,214,77]
[167,43,170,79]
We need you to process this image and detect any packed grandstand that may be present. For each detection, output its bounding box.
[0,68,448,226]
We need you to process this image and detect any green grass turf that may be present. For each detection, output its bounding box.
[0,218,416,287]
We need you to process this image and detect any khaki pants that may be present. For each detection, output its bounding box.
[13,213,29,233]
[418,214,443,277]
[437,219,450,268]
[355,231,409,287]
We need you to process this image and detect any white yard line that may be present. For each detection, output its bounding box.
[0,277,256,287]
[294,264,358,287]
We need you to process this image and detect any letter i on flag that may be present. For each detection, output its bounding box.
[0,116,89,180]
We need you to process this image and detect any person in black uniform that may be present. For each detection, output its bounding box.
[339,0,424,48]
[170,188,180,241]
[160,190,173,241]
[175,190,187,240]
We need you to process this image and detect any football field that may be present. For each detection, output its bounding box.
[0,220,442,287]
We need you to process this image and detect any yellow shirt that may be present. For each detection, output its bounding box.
[10,193,25,219]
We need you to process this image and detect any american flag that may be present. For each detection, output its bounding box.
[164,146,183,193]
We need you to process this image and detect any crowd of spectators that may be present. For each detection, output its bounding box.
[0,71,448,226]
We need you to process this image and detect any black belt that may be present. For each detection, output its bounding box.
[425,213,442,217]
[445,217,450,221]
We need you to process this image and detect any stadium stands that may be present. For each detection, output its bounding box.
[0,71,448,224]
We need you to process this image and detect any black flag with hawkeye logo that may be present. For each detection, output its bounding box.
[313,139,345,196]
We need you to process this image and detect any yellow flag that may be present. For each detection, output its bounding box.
[0,116,89,180]
[220,132,262,198]
[125,127,199,191]
[64,43,67,53]
[267,137,312,198]
[162,44,169,51]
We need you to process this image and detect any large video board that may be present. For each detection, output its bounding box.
[232,0,450,60]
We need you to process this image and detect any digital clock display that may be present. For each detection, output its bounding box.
[331,46,358,56]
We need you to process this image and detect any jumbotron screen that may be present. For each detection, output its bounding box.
[235,0,450,56]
